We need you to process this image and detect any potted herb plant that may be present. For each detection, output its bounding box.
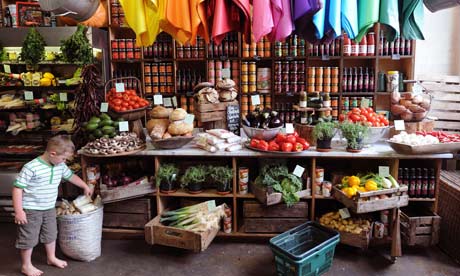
[20,27,46,70]
[339,121,369,153]
[156,163,179,193]
[313,122,336,152]
[181,165,207,194]
[209,166,233,195]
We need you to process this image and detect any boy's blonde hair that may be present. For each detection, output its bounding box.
[46,135,75,155]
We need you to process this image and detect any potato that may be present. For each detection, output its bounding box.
[391,104,406,115]
[408,104,426,113]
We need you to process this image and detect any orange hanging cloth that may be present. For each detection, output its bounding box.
[160,0,192,45]
[189,0,210,45]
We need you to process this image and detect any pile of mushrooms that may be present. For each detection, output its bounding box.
[83,132,144,155]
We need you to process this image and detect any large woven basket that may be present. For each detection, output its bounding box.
[105,77,147,121]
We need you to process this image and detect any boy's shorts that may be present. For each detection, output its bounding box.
[16,208,57,249]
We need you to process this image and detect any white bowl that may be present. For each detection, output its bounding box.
[363,126,391,144]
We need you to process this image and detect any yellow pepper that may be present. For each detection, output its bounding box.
[342,187,357,198]
[365,180,379,191]
[356,186,367,193]
[341,176,349,185]
[348,175,361,187]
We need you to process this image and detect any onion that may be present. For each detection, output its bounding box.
[400,110,413,121]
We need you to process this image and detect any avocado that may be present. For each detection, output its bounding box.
[109,132,116,138]
[102,126,115,135]
[89,116,101,124]
[85,123,99,131]
[93,129,103,138]
[100,119,113,127]
[100,113,111,121]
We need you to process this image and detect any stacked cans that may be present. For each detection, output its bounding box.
[179,95,195,113]
[341,96,374,111]
[242,35,271,58]
[110,0,127,27]
[241,62,257,94]
[274,34,306,57]
[308,37,341,56]
[144,62,174,94]
[208,33,239,58]
[331,96,339,120]
[144,34,173,59]
[111,39,141,60]
[273,61,305,94]
[208,60,239,86]
[307,67,339,93]
[177,37,206,59]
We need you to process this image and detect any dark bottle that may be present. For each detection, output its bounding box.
[347,68,353,92]
[409,168,416,197]
[415,168,422,197]
[379,30,384,56]
[358,67,364,92]
[398,168,403,183]
[364,68,370,92]
[422,168,429,198]
[369,69,375,91]
[342,68,348,92]
[429,168,436,198]
[176,70,182,92]
[352,67,358,92]
[4,7,13,28]
[403,168,410,188]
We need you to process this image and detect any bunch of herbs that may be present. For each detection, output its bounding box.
[20,28,46,66]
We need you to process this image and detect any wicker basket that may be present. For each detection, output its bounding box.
[105,77,147,121]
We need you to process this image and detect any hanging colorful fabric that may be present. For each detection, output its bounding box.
[267,0,294,42]
[252,0,274,42]
[311,1,326,42]
[355,0,380,42]
[323,0,341,43]
[292,0,321,42]
[210,0,251,45]
[401,0,425,40]
[379,0,400,42]
[189,0,210,45]
[341,0,358,39]
[160,0,192,45]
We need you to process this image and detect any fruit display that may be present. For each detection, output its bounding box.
[415,131,460,143]
[106,88,149,112]
[338,173,400,198]
[82,113,120,140]
[319,211,372,234]
[242,107,283,129]
[248,131,310,152]
[82,132,145,155]
[339,107,389,127]
[389,132,439,146]
[147,106,193,140]
[391,92,430,122]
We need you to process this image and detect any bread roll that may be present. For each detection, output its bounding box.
[149,106,172,119]
[168,122,193,136]
[147,119,169,140]
[169,108,187,121]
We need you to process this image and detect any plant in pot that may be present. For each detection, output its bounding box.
[339,121,369,153]
[208,166,233,195]
[156,163,179,193]
[313,122,336,152]
[20,27,46,71]
[181,165,207,194]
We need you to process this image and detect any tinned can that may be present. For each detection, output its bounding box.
[239,167,249,194]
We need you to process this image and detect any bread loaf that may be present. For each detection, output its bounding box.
[168,122,193,135]
[147,119,169,140]
[149,106,172,119]
[169,108,187,121]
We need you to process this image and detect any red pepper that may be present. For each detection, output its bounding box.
[257,140,269,151]
[294,142,304,152]
[268,141,280,151]
[285,135,297,144]
[250,138,260,148]
[281,142,293,152]
[275,133,286,144]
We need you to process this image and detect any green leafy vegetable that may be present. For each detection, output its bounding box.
[20,27,46,66]
[156,163,179,188]
[60,25,93,65]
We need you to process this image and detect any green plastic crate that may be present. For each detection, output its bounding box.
[269,222,340,276]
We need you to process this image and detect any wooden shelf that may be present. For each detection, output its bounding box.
[176,58,208,62]
[273,56,308,61]
[241,57,273,61]
[314,195,335,200]
[158,188,233,198]
[236,193,255,198]
[308,56,341,60]
[378,55,414,60]
[208,57,241,61]
[409,198,435,202]
[343,56,376,60]
[342,92,375,96]
[217,231,276,238]
[143,58,174,62]
[111,59,142,63]
[1,61,79,65]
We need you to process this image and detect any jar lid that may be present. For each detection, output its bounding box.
[387,71,399,75]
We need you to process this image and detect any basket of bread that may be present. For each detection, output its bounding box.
[147,106,194,149]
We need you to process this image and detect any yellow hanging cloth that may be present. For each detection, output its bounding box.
[119,0,163,47]
[189,0,210,45]
[160,0,192,45]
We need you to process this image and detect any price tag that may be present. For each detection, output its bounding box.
[3,64,11,73]
[251,94,260,106]
[24,91,34,100]
[153,94,163,105]
[59,92,68,102]
[285,123,294,134]
[118,121,129,132]
[184,114,195,125]
[394,120,405,131]
[100,102,109,113]
[339,208,351,219]
[293,165,305,178]
[321,55,330,61]
[172,96,178,107]
[301,117,307,124]
[391,54,401,60]
[115,82,125,93]
[163,97,172,107]
[379,166,390,177]
[222,68,231,79]
[360,98,370,108]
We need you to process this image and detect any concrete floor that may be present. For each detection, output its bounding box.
[0,224,458,276]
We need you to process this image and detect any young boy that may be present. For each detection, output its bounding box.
[12,135,93,276]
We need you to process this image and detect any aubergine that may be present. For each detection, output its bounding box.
[268,111,283,128]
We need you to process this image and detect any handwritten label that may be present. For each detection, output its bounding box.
[227,104,240,135]
[293,165,305,178]
[339,208,351,219]
[379,166,390,177]
[100,102,109,113]
[251,94,260,106]
[115,82,125,93]
[172,96,178,107]
[222,68,231,79]
[24,91,34,100]
[163,97,172,107]
[360,98,370,108]
[59,93,68,102]
[184,114,195,125]
[3,64,11,73]
[153,94,163,105]
[394,120,405,131]
[285,123,294,134]
[119,121,129,132]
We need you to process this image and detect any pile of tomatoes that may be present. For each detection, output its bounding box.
[339,107,389,127]
[249,131,310,152]
[106,88,150,112]
[416,131,460,143]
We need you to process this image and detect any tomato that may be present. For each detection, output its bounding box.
[360,108,368,116]
[126,105,133,110]
[129,100,137,106]
[352,108,361,114]
[113,106,121,112]
[115,93,123,99]
[120,107,127,111]
[257,140,269,151]
[285,135,297,144]
[367,107,374,113]
[268,141,280,151]
[250,139,260,148]
[293,131,299,137]
[113,99,122,105]
[110,88,116,94]
[360,115,367,122]
[275,133,286,144]
[349,114,361,122]
[122,101,129,107]
[382,118,389,126]
[294,142,304,152]
[122,94,130,101]
[339,114,345,122]
[132,103,140,109]
[281,142,293,152]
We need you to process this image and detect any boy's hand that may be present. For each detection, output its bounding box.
[83,186,93,197]
[14,210,27,225]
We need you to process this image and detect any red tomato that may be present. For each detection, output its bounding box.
[293,131,299,137]
[349,114,361,122]
[339,114,345,122]
[281,142,293,152]
[275,133,286,144]
[120,107,127,111]
[250,139,260,148]
[115,93,123,99]
[367,107,374,113]
[113,99,122,105]
[122,101,129,107]
[133,103,140,109]
[285,135,297,144]
[352,108,361,114]
[294,142,304,152]
[113,106,121,112]
[257,140,269,151]
[122,94,130,101]
[129,100,137,106]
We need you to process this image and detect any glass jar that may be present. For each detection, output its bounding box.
[386,71,399,92]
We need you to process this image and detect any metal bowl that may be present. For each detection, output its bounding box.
[363,126,391,144]
[242,125,282,141]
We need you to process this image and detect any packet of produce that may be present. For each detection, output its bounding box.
[206,129,234,139]
[197,133,225,145]
[78,203,98,214]
[72,195,92,209]
[226,143,242,152]
[215,142,232,150]
[196,137,217,152]
[226,135,241,144]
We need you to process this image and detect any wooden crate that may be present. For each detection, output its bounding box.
[438,170,460,263]
[332,186,409,213]
[250,182,310,206]
[144,214,219,252]
[103,197,153,229]
[338,229,372,250]
[400,208,440,246]
[100,176,155,204]
[242,200,308,233]
[0,197,14,223]
[194,100,238,130]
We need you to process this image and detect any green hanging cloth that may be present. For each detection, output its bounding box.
[356,0,380,42]
[401,0,425,40]
[379,0,400,42]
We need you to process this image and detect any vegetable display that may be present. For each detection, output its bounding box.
[254,163,303,206]
[249,131,310,152]
[339,107,389,127]
[416,131,460,143]
[320,211,372,235]
[389,131,439,146]
[391,92,430,122]
[242,107,283,129]
[20,27,46,66]
[82,113,120,140]
[82,132,144,155]
[60,25,93,65]
[338,173,400,198]
[106,88,149,112]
